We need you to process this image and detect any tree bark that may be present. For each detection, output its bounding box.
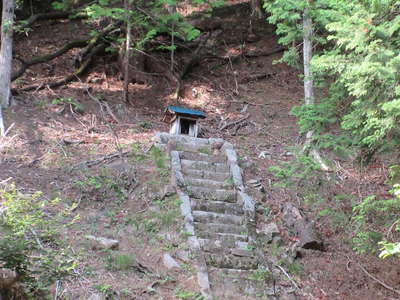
[303,6,314,108]
[123,0,131,104]
[283,203,323,251]
[0,0,15,136]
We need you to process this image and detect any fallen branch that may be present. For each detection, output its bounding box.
[208,47,285,65]
[0,177,12,185]
[12,39,89,81]
[84,86,120,124]
[19,43,107,92]
[20,11,71,30]
[15,22,121,91]
[239,72,275,84]
[219,113,250,131]
[275,264,300,290]
[358,263,400,296]
[71,150,130,170]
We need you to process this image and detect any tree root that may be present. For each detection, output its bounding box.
[19,43,107,92]
[75,22,121,67]
[208,47,285,65]
[21,11,72,29]
[171,30,220,100]
[15,22,122,92]
[12,39,89,81]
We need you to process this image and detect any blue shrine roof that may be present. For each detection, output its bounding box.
[166,106,206,118]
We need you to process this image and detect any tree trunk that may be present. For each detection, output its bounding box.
[123,0,131,104]
[302,4,330,171]
[250,0,264,19]
[282,203,324,251]
[0,0,15,136]
[166,3,177,73]
[250,0,263,19]
[303,6,314,108]
[303,5,314,146]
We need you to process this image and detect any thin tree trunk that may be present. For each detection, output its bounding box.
[167,3,177,73]
[0,0,15,136]
[0,106,4,136]
[123,0,131,104]
[303,6,314,108]
[250,0,263,19]
[303,5,314,147]
[302,4,329,171]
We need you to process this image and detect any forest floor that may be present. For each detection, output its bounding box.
[1,1,399,299]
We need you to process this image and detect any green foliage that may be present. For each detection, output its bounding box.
[105,252,136,271]
[248,266,272,282]
[0,184,78,296]
[379,238,400,259]
[52,97,84,112]
[150,146,170,179]
[94,283,114,297]
[52,0,209,55]
[265,0,400,156]
[263,0,341,67]
[175,287,203,300]
[313,1,400,152]
[269,154,321,188]
[76,168,131,203]
[351,166,400,255]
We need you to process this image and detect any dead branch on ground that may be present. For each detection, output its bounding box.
[357,262,400,296]
[219,113,250,131]
[84,86,120,124]
[20,11,72,29]
[71,150,130,170]
[19,43,107,92]
[15,22,121,92]
[12,39,89,81]
[207,47,285,66]
[239,72,276,84]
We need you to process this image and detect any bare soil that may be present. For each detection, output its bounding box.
[1,1,400,299]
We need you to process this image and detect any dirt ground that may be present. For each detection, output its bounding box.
[1,1,400,299]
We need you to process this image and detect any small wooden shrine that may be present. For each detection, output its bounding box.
[163,106,206,138]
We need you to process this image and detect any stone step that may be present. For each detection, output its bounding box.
[179,151,227,164]
[192,211,243,226]
[209,267,261,281]
[174,142,212,154]
[208,267,274,300]
[198,238,250,253]
[182,168,231,182]
[197,232,248,244]
[181,159,230,173]
[185,177,233,189]
[186,186,236,202]
[194,222,246,236]
[205,253,258,270]
[191,200,244,215]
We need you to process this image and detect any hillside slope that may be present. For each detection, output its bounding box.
[1,1,398,300]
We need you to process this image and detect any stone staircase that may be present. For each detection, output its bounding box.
[154,133,288,300]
